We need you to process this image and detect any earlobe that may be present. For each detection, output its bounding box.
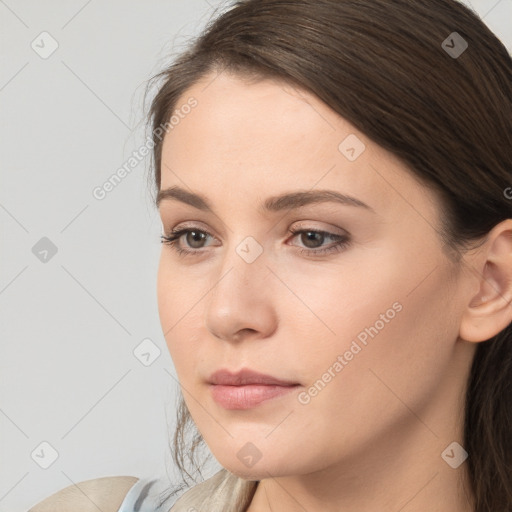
[459,220,512,343]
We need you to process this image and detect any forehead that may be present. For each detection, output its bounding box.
[164,72,347,159]
[159,72,439,223]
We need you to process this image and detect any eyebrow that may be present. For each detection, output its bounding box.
[156,185,375,214]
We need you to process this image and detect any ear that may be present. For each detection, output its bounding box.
[459,219,512,343]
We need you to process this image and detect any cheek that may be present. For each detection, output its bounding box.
[274,254,401,369]
[291,254,459,437]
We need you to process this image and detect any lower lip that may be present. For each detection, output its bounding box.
[209,384,299,410]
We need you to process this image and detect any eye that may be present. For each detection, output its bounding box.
[287,228,351,256]
[160,226,351,257]
[160,227,215,256]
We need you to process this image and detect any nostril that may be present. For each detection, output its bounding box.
[233,328,258,341]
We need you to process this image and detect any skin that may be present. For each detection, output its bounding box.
[156,71,512,512]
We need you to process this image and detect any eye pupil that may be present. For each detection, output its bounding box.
[187,231,206,248]
[302,231,324,248]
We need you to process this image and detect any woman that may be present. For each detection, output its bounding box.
[150,0,512,510]
[29,0,512,511]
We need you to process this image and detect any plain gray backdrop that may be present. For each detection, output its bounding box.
[1,1,511,510]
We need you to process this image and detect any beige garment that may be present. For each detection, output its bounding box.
[169,468,258,512]
[28,476,139,512]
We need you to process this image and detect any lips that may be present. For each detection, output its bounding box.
[208,368,299,386]
[208,368,300,409]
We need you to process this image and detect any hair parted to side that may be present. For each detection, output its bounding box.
[145,0,512,510]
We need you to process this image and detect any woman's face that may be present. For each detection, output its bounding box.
[156,72,477,479]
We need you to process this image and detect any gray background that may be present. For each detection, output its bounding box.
[1,1,511,510]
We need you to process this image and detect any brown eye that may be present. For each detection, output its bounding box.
[160,227,215,256]
[185,230,208,248]
[299,231,326,249]
[288,228,351,256]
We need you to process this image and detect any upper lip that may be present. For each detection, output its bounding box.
[208,368,299,386]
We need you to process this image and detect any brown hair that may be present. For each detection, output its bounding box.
[145,0,512,510]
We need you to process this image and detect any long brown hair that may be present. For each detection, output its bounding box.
[145,1,512,510]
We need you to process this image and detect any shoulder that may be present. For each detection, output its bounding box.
[28,476,139,512]
[170,469,258,512]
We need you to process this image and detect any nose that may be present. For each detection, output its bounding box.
[204,241,278,344]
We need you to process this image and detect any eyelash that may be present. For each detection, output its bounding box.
[160,226,351,257]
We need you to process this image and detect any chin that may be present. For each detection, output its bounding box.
[227,467,264,480]
[216,454,296,481]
